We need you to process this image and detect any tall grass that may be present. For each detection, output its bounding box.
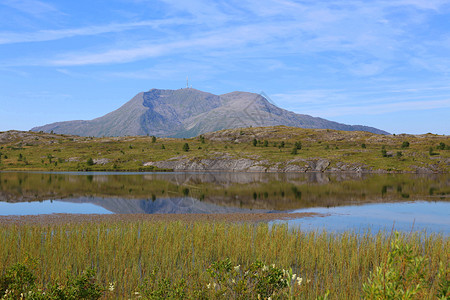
[0,220,448,299]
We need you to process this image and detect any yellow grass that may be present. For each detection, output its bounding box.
[0,219,448,299]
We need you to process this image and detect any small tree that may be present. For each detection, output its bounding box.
[381,146,387,157]
[361,143,366,149]
[291,147,298,155]
[199,135,205,144]
[294,141,302,150]
[279,141,285,148]
[252,138,257,147]
[182,143,190,152]
[263,140,268,147]
[161,144,165,150]
[429,147,435,156]
[87,157,94,166]
[401,141,410,149]
[151,136,157,143]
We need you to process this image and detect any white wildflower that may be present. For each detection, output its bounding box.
[292,274,297,280]
[272,264,275,268]
[234,265,240,272]
[262,265,268,271]
[108,282,115,291]
[207,283,211,289]
[297,277,303,286]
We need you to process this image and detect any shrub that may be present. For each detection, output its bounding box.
[86,158,94,166]
[437,142,447,150]
[206,259,304,300]
[0,260,106,300]
[361,143,366,149]
[291,147,298,155]
[252,139,257,147]
[401,141,410,149]
[263,140,268,147]
[429,147,436,156]
[151,136,157,143]
[381,146,387,157]
[294,141,302,150]
[182,143,190,152]
[363,232,448,300]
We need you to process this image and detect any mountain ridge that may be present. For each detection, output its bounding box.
[31,88,389,137]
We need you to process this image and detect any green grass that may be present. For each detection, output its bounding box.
[0,126,448,172]
[0,220,448,299]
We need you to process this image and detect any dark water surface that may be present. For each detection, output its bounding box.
[0,171,448,233]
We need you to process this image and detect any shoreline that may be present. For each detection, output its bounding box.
[0,212,322,225]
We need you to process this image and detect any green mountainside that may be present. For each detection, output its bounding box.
[31,88,388,137]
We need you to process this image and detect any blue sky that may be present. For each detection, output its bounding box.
[1,0,449,135]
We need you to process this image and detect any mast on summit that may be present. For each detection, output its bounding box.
[186,76,189,88]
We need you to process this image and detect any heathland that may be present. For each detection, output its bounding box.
[0,126,448,173]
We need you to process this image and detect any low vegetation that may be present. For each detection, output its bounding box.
[0,126,448,172]
[0,220,448,299]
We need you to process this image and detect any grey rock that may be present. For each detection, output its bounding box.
[32,88,389,137]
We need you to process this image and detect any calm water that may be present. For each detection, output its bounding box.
[0,171,449,234]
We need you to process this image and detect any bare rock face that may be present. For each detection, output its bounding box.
[31,88,389,138]
[93,158,110,165]
[145,157,336,173]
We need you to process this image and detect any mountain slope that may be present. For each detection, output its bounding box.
[32,88,389,137]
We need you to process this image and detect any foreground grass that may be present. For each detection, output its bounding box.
[0,126,448,172]
[1,219,448,299]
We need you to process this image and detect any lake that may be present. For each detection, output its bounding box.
[0,171,448,234]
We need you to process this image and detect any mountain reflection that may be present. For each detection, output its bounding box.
[0,172,448,213]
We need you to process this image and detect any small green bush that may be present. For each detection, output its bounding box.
[363,232,449,300]
[0,260,107,300]
[86,157,94,166]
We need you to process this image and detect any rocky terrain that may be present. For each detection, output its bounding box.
[31,88,388,137]
[0,127,448,173]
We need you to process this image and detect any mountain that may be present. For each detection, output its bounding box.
[31,88,389,137]
[58,196,271,214]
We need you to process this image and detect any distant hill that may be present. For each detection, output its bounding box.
[31,88,389,137]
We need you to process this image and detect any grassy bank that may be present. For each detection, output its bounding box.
[0,126,448,173]
[1,218,448,299]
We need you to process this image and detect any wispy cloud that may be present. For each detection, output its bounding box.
[0,18,193,45]
[274,83,450,118]
[1,0,60,16]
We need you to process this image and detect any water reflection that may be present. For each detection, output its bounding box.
[0,172,448,214]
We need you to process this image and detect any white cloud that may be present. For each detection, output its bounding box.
[1,0,60,16]
[0,18,193,45]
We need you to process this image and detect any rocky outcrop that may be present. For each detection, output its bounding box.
[144,157,351,173]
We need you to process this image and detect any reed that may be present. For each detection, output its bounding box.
[0,219,448,299]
